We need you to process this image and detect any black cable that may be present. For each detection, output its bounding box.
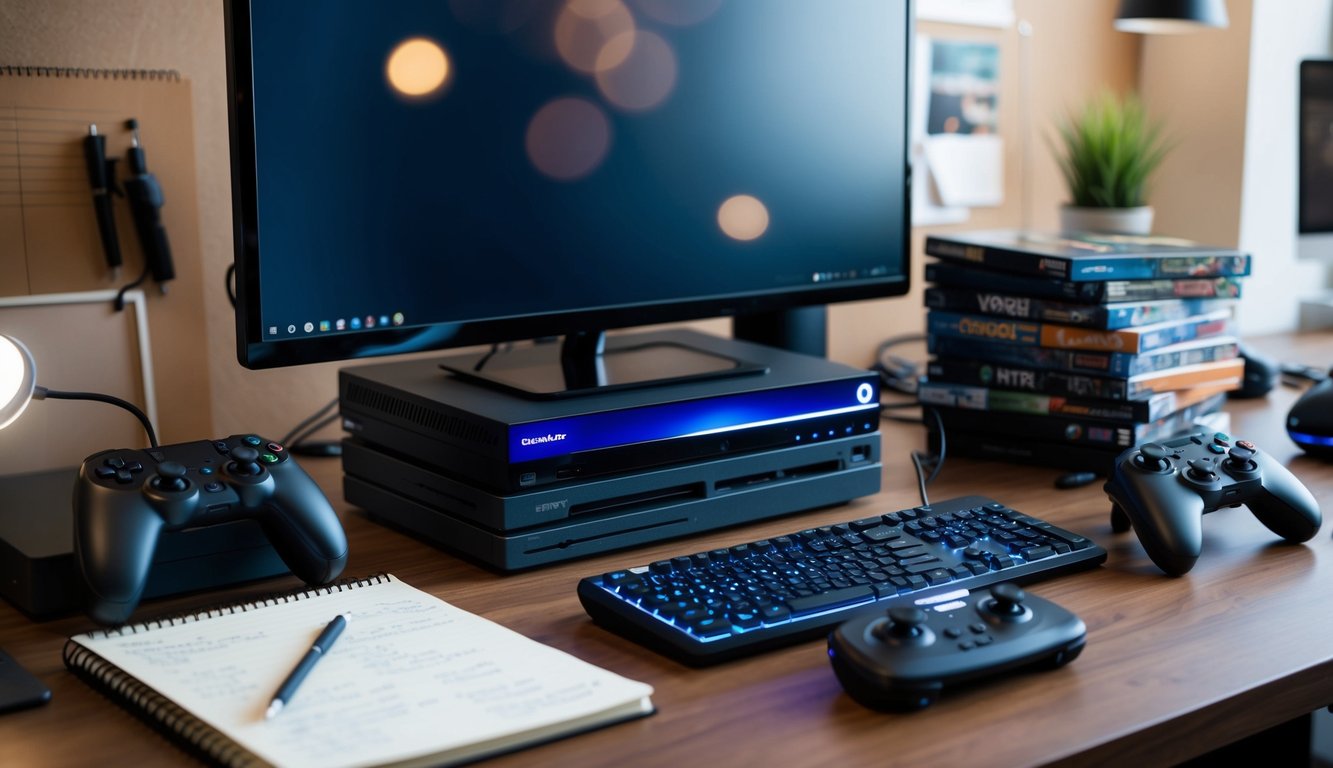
[36,386,158,448]
[280,397,339,447]
[286,412,340,449]
[113,264,151,311]
[225,262,237,309]
[908,406,946,507]
[872,333,927,395]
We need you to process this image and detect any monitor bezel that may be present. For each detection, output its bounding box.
[225,0,914,369]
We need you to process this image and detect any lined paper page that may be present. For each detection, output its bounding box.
[70,575,653,768]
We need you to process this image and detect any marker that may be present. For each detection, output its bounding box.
[265,614,347,719]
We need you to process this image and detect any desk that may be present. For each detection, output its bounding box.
[2,331,1331,767]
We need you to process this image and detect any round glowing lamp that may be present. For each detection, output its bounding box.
[0,335,36,430]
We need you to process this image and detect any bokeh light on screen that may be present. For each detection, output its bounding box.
[717,195,769,241]
[555,0,637,74]
[631,0,724,26]
[385,38,450,98]
[595,29,677,111]
[526,97,613,180]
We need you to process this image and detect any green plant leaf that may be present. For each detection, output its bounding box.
[1049,90,1171,208]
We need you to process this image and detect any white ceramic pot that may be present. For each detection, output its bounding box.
[1059,205,1154,236]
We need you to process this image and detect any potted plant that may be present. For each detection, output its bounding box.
[1051,90,1172,235]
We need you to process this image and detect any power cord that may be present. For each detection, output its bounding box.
[872,333,926,395]
[38,386,158,448]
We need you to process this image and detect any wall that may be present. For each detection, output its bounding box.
[0,0,1141,446]
[1141,0,1333,336]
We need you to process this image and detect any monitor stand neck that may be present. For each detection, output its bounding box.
[437,329,768,399]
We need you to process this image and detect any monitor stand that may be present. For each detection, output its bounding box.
[438,330,769,399]
[436,307,827,399]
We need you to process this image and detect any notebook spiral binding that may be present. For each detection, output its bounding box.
[0,65,182,80]
[92,573,392,638]
[62,573,391,768]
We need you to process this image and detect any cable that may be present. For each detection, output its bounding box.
[908,406,946,507]
[113,264,151,311]
[872,333,926,395]
[36,386,158,448]
[225,262,237,309]
[280,397,339,447]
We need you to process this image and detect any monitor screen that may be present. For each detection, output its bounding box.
[1300,59,1333,234]
[226,0,912,372]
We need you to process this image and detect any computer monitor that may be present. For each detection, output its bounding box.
[225,0,912,396]
[1299,60,1333,256]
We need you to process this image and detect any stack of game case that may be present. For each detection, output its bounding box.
[918,229,1250,473]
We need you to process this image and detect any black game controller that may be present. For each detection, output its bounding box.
[1103,432,1321,576]
[74,434,349,625]
[827,584,1086,711]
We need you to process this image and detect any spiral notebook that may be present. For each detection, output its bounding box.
[63,574,654,768]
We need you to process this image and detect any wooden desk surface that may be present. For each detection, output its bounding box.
[2,332,1331,767]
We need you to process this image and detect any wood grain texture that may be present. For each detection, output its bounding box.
[0,330,1330,766]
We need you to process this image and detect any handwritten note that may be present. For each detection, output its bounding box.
[70,576,653,768]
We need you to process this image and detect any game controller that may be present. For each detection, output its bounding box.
[1103,431,1321,576]
[827,584,1086,711]
[74,434,349,625]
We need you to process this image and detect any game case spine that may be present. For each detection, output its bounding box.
[924,235,1252,281]
[917,379,1233,422]
[927,309,1232,354]
[929,392,1226,450]
[925,356,1244,401]
[927,334,1242,378]
[923,262,1244,303]
[924,287,1234,330]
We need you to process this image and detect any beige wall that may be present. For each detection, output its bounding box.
[0,0,1144,450]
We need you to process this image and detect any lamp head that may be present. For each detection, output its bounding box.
[1115,0,1229,34]
[0,334,36,430]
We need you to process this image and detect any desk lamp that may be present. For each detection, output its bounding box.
[0,334,157,447]
[1114,0,1229,34]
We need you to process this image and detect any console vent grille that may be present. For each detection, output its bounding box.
[343,383,499,447]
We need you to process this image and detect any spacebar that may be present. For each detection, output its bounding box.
[785,585,876,617]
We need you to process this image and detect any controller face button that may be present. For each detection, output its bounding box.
[204,481,225,493]
[1237,440,1257,451]
[268,442,285,453]
[1207,443,1225,454]
[213,441,230,454]
[243,435,264,447]
[260,452,280,464]
[1213,432,1231,445]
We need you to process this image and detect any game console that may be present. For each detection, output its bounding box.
[338,330,881,495]
[342,431,881,571]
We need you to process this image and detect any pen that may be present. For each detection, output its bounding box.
[265,614,347,719]
[82,123,123,279]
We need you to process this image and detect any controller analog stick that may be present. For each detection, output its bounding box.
[228,445,264,476]
[1186,458,1217,482]
[1135,443,1171,471]
[152,461,189,492]
[874,606,930,643]
[1226,445,1257,471]
[988,583,1026,616]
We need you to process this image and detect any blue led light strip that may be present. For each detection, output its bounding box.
[510,378,879,462]
[1289,430,1333,447]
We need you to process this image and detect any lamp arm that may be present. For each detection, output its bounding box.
[34,387,159,448]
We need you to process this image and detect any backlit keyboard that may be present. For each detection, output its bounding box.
[577,495,1106,665]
